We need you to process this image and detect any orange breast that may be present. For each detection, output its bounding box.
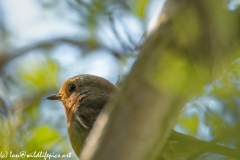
[62,94,89,157]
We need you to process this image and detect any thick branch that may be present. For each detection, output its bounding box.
[80,0,240,159]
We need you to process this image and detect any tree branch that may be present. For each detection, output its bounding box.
[79,0,240,159]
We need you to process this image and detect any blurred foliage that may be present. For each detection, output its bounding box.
[0,110,70,155]
[0,0,147,159]
[153,0,240,159]
[18,58,59,92]
[176,60,240,159]
[178,115,199,136]
[0,0,240,160]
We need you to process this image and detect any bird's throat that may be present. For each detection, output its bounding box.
[62,95,90,157]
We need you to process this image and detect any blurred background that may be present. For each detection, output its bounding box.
[0,0,240,159]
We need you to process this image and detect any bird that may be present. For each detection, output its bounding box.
[47,74,239,159]
[47,74,118,157]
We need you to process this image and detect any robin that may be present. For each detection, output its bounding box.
[47,74,239,159]
[47,74,117,157]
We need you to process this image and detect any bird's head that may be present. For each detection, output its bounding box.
[47,74,117,128]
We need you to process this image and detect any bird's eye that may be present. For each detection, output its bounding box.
[68,83,76,93]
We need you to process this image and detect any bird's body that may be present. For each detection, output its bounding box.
[47,74,239,159]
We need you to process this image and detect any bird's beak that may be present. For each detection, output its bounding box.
[46,93,62,101]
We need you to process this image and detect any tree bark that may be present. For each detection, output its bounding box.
[80,0,240,159]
